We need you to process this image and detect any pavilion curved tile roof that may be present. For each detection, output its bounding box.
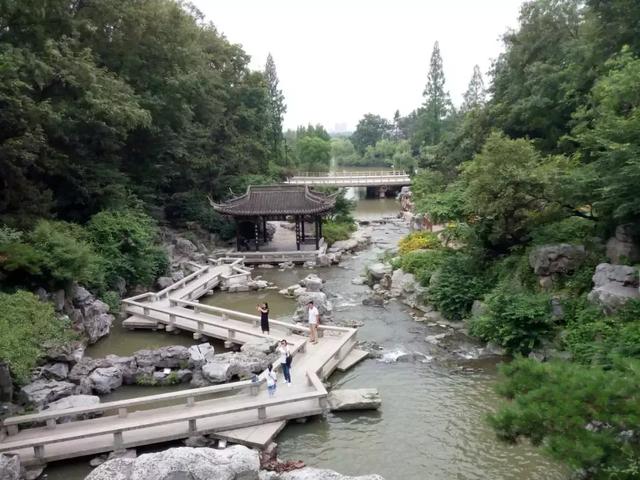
[210,184,336,216]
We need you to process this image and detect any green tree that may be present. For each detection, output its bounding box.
[264,53,287,166]
[296,136,331,172]
[461,65,486,112]
[418,41,453,145]
[331,138,359,166]
[350,114,391,155]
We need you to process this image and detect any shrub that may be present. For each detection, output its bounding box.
[396,249,451,286]
[490,357,640,478]
[427,253,489,320]
[469,289,554,354]
[530,217,598,245]
[87,210,168,288]
[322,221,356,246]
[0,221,104,290]
[164,192,236,240]
[398,231,441,254]
[0,291,76,383]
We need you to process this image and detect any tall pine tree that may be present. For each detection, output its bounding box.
[461,65,486,112]
[421,41,452,145]
[264,53,287,166]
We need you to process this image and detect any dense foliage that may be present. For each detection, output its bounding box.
[0,291,76,383]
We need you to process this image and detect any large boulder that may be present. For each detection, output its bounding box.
[174,237,198,258]
[606,224,640,264]
[19,379,76,409]
[366,263,392,281]
[134,346,190,369]
[300,274,324,292]
[188,343,216,367]
[0,453,23,480]
[43,394,100,422]
[329,238,358,253]
[201,362,233,383]
[155,276,174,290]
[327,389,381,412]
[71,285,114,344]
[89,367,123,394]
[85,446,260,480]
[262,469,385,480]
[45,341,85,365]
[588,263,640,314]
[0,362,13,402]
[528,244,586,276]
[40,362,70,381]
[295,292,332,321]
[240,338,278,356]
[105,355,138,385]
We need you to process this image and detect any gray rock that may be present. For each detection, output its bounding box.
[134,346,190,369]
[315,253,332,267]
[156,276,174,290]
[89,367,123,394]
[19,379,76,409]
[36,287,48,302]
[171,270,185,282]
[85,446,260,480]
[76,297,113,344]
[113,277,127,296]
[174,237,198,257]
[0,362,13,403]
[73,285,93,305]
[240,338,278,356]
[301,274,324,292]
[351,277,365,286]
[53,289,66,312]
[528,244,586,276]
[188,343,215,367]
[362,296,384,307]
[295,291,332,321]
[41,362,69,380]
[105,355,138,385]
[45,342,85,364]
[0,453,23,480]
[366,262,392,280]
[606,224,640,264]
[261,469,385,480]
[588,263,640,314]
[470,300,487,318]
[330,238,358,252]
[202,362,233,383]
[43,394,100,422]
[327,389,381,411]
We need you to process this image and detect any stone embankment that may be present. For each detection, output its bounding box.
[82,446,385,480]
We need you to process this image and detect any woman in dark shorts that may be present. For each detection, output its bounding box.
[257,302,270,334]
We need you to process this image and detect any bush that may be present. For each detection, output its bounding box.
[395,249,451,286]
[0,221,104,290]
[322,221,356,246]
[165,192,236,240]
[87,210,168,288]
[490,357,640,478]
[530,217,598,245]
[398,231,440,254]
[469,289,554,354]
[427,253,490,320]
[0,291,76,383]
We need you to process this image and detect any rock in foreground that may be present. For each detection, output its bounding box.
[327,389,381,411]
[85,446,260,480]
[261,469,385,480]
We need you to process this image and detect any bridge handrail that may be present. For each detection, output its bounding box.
[122,300,287,342]
[3,379,264,428]
[170,298,309,334]
[291,170,407,177]
[0,387,326,453]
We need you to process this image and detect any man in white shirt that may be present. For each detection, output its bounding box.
[307,301,320,344]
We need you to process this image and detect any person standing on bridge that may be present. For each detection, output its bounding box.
[278,339,292,386]
[257,302,270,334]
[307,301,320,344]
[266,364,277,396]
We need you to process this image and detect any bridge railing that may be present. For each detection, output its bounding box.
[291,170,407,177]
[0,374,327,461]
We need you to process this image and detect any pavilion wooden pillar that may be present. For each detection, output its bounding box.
[254,220,259,251]
[318,216,323,242]
[314,215,320,250]
[294,215,301,251]
[262,217,267,243]
[235,219,241,251]
[301,216,305,243]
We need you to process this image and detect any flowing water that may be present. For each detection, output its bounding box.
[44,189,566,480]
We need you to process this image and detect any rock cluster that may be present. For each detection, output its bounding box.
[528,244,586,289]
[278,274,334,322]
[327,389,382,411]
[84,446,385,480]
[588,263,640,314]
[606,224,640,264]
[0,453,23,480]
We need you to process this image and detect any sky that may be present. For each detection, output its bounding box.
[192,0,524,132]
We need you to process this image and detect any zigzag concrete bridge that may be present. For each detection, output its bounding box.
[0,258,368,467]
[285,170,411,188]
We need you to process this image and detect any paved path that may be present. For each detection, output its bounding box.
[0,259,365,466]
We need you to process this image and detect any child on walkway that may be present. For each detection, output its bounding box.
[266,364,277,397]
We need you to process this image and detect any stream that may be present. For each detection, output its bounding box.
[44,191,567,480]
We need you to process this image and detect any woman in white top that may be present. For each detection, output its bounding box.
[266,364,277,396]
[277,339,292,385]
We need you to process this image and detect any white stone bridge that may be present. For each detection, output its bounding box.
[0,258,368,467]
[285,170,411,187]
